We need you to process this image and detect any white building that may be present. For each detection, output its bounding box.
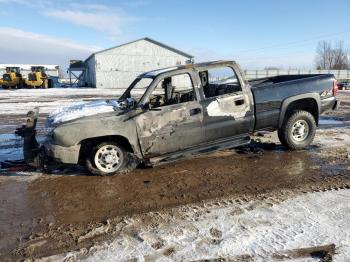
[83,37,193,89]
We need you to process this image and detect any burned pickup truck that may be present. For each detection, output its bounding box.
[16,61,339,175]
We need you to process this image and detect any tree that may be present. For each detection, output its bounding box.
[315,40,349,70]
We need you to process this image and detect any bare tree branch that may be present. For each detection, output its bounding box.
[315,40,349,69]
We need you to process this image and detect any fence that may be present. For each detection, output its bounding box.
[243,69,350,80]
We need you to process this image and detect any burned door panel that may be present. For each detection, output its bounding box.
[197,64,254,142]
[201,90,253,141]
[135,101,205,157]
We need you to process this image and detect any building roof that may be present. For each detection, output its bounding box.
[85,37,194,62]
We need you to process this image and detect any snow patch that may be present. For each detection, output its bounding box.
[319,119,344,125]
[0,88,124,115]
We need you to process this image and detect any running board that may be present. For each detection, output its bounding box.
[149,135,251,166]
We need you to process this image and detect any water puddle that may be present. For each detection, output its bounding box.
[319,117,345,126]
[0,133,46,161]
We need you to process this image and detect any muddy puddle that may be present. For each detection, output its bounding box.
[1,142,349,258]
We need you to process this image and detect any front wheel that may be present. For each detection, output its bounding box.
[278,110,316,150]
[86,142,128,176]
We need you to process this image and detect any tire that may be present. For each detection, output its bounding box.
[86,141,128,176]
[48,79,53,88]
[278,110,316,150]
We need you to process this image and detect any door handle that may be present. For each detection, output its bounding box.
[235,99,245,106]
[190,108,201,116]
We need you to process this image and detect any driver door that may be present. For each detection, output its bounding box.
[135,72,206,157]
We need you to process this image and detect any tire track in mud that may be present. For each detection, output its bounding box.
[47,183,349,261]
[8,172,350,261]
[148,176,350,225]
[116,183,348,261]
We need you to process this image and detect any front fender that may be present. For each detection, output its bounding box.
[53,113,141,157]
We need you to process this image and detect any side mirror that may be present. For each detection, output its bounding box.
[140,103,150,111]
[140,103,161,111]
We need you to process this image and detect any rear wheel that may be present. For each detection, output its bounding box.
[86,142,128,176]
[278,110,316,150]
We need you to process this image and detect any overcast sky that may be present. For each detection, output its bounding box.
[0,0,349,70]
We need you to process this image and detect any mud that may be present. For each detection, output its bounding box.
[1,142,350,259]
[0,91,349,260]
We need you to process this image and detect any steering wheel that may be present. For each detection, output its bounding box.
[149,94,164,108]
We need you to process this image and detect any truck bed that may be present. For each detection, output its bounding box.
[249,74,335,130]
[249,74,327,87]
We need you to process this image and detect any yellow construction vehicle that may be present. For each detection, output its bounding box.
[25,66,53,89]
[0,67,24,89]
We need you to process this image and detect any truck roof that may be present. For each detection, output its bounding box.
[142,60,236,78]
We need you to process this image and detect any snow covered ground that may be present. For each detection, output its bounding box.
[50,189,349,261]
[0,88,123,114]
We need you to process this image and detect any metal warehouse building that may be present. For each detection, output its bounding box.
[81,37,193,89]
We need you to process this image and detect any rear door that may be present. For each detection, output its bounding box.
[197,65,254,142]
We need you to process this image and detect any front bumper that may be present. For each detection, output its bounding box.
[43,140,81,164]
[16,108,81,167]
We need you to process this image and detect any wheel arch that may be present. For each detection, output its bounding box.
[279,93,321,128]
[78,135,134,164]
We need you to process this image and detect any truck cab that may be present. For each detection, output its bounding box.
[123,61,255,159]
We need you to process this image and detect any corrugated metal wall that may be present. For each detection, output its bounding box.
[85,56,96,86]
[244,69,350,80]
[88,39,190,89]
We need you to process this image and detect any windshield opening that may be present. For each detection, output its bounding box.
[120,76,154,104]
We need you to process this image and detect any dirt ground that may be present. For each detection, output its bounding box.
[0,90,349,261]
